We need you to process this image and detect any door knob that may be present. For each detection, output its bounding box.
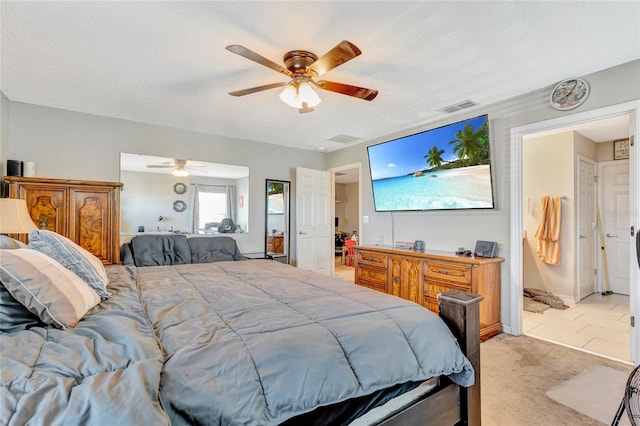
[606,233,618,238]
[579,235,587,239]
[298,231,307,235]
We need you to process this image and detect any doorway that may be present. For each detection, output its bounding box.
[330,163,361,282]
[511,102,639,363]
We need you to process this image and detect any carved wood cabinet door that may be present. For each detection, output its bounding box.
[19,185,68,235]
[70,189,113,263]
[388,255,422,305]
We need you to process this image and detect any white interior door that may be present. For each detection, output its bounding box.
[578,156,596,300]
[295,167,332,275]
[598,160,630,295]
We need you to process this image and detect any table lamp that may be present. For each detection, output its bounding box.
[0,198,37,234]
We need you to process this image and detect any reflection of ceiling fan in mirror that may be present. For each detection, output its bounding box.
[145,159,205,177]
[226,40,378,114]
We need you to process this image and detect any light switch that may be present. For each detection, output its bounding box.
[362,215,369,224]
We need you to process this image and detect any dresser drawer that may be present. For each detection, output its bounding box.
[357,251,387,268]
[422,296,440,314]
[424,281,469,298]
[424,261,472,285]
[357,265,388,286]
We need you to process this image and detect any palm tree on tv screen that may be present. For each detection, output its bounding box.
[448,120,489,166]
[424,146,446,169]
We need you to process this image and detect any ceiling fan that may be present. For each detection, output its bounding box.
[146,159,205,177]
[226,40,378,113]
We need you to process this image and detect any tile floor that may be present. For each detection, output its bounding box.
[334,255,355,283]
[523,292,631,363]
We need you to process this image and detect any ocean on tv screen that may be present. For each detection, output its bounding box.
[372,164,493,211]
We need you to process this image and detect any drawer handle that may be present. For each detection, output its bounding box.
[363,256,375,262]
[435,269,455,275]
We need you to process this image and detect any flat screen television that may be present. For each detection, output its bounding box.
[367,114,494,212]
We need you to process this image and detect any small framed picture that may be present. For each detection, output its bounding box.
[613,138,630,160]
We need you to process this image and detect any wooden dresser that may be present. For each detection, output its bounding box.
[5,176,123,265]
[267,234,284,254]
[355,245,503,340]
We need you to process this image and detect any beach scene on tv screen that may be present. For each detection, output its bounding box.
[368,115,494,211]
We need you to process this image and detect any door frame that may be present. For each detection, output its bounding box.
[328,162,362,277]
[510,100,640,362]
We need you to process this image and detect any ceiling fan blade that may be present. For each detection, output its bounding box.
[229,82,288,97]
[308,41,362,76]
[315,80,378,101]
[226,45,291,77]
[146,165,174,168]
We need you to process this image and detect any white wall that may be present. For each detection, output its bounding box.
[522,132,575,299]
[327,59,640,334]
[1,101,326,258]
[335,182,359,237]
[0,93,9,179]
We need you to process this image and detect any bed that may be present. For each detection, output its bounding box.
[1,233,482,426]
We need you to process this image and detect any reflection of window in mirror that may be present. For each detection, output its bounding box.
[119,153,249,235]
[267,182,284,214]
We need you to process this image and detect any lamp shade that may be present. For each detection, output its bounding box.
[0,199,38,234]
[279,81,322,109]
[172,168,189,177]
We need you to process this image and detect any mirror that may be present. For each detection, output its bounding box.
[119,153,249,235]
[265,179,290,264]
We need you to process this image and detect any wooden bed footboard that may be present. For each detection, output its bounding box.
[377,290,483,426]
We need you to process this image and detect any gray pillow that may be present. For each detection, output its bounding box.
[0,235,28,250]
[0,280,43,333]
[188,236,248,263]
[130,234,191,266]
[28,229,111,300]
[0,249,101,329]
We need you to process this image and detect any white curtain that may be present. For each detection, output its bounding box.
[225,185,236,223]
[190,184,201,233]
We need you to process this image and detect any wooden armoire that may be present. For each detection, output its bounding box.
[5,176,123,265]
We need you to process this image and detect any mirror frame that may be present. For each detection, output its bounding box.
[265,179,291,264]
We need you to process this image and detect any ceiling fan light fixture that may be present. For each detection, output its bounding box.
[172,168,189,177]
[279,81,321,109]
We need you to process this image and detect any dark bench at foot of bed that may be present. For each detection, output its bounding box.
[378,290,483,426]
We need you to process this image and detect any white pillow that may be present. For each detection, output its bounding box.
[0,249,101,329]
[28,229,111,299]
[0,235,27,250]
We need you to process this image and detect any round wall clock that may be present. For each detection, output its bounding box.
[173,182,187,194]
[550,78,589,111]
[173,200,187,212]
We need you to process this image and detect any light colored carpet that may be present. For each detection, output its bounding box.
[546,365,630,425]
[482,334,633,426]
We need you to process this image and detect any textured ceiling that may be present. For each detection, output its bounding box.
[2,1,639,152]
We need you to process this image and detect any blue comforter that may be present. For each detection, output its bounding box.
[1,260,473,425]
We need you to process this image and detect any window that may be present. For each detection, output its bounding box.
[198,191,227,228]
[193,184,236,233]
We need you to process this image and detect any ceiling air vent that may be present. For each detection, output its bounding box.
[327,134,361,143]
[439,99,479,114]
